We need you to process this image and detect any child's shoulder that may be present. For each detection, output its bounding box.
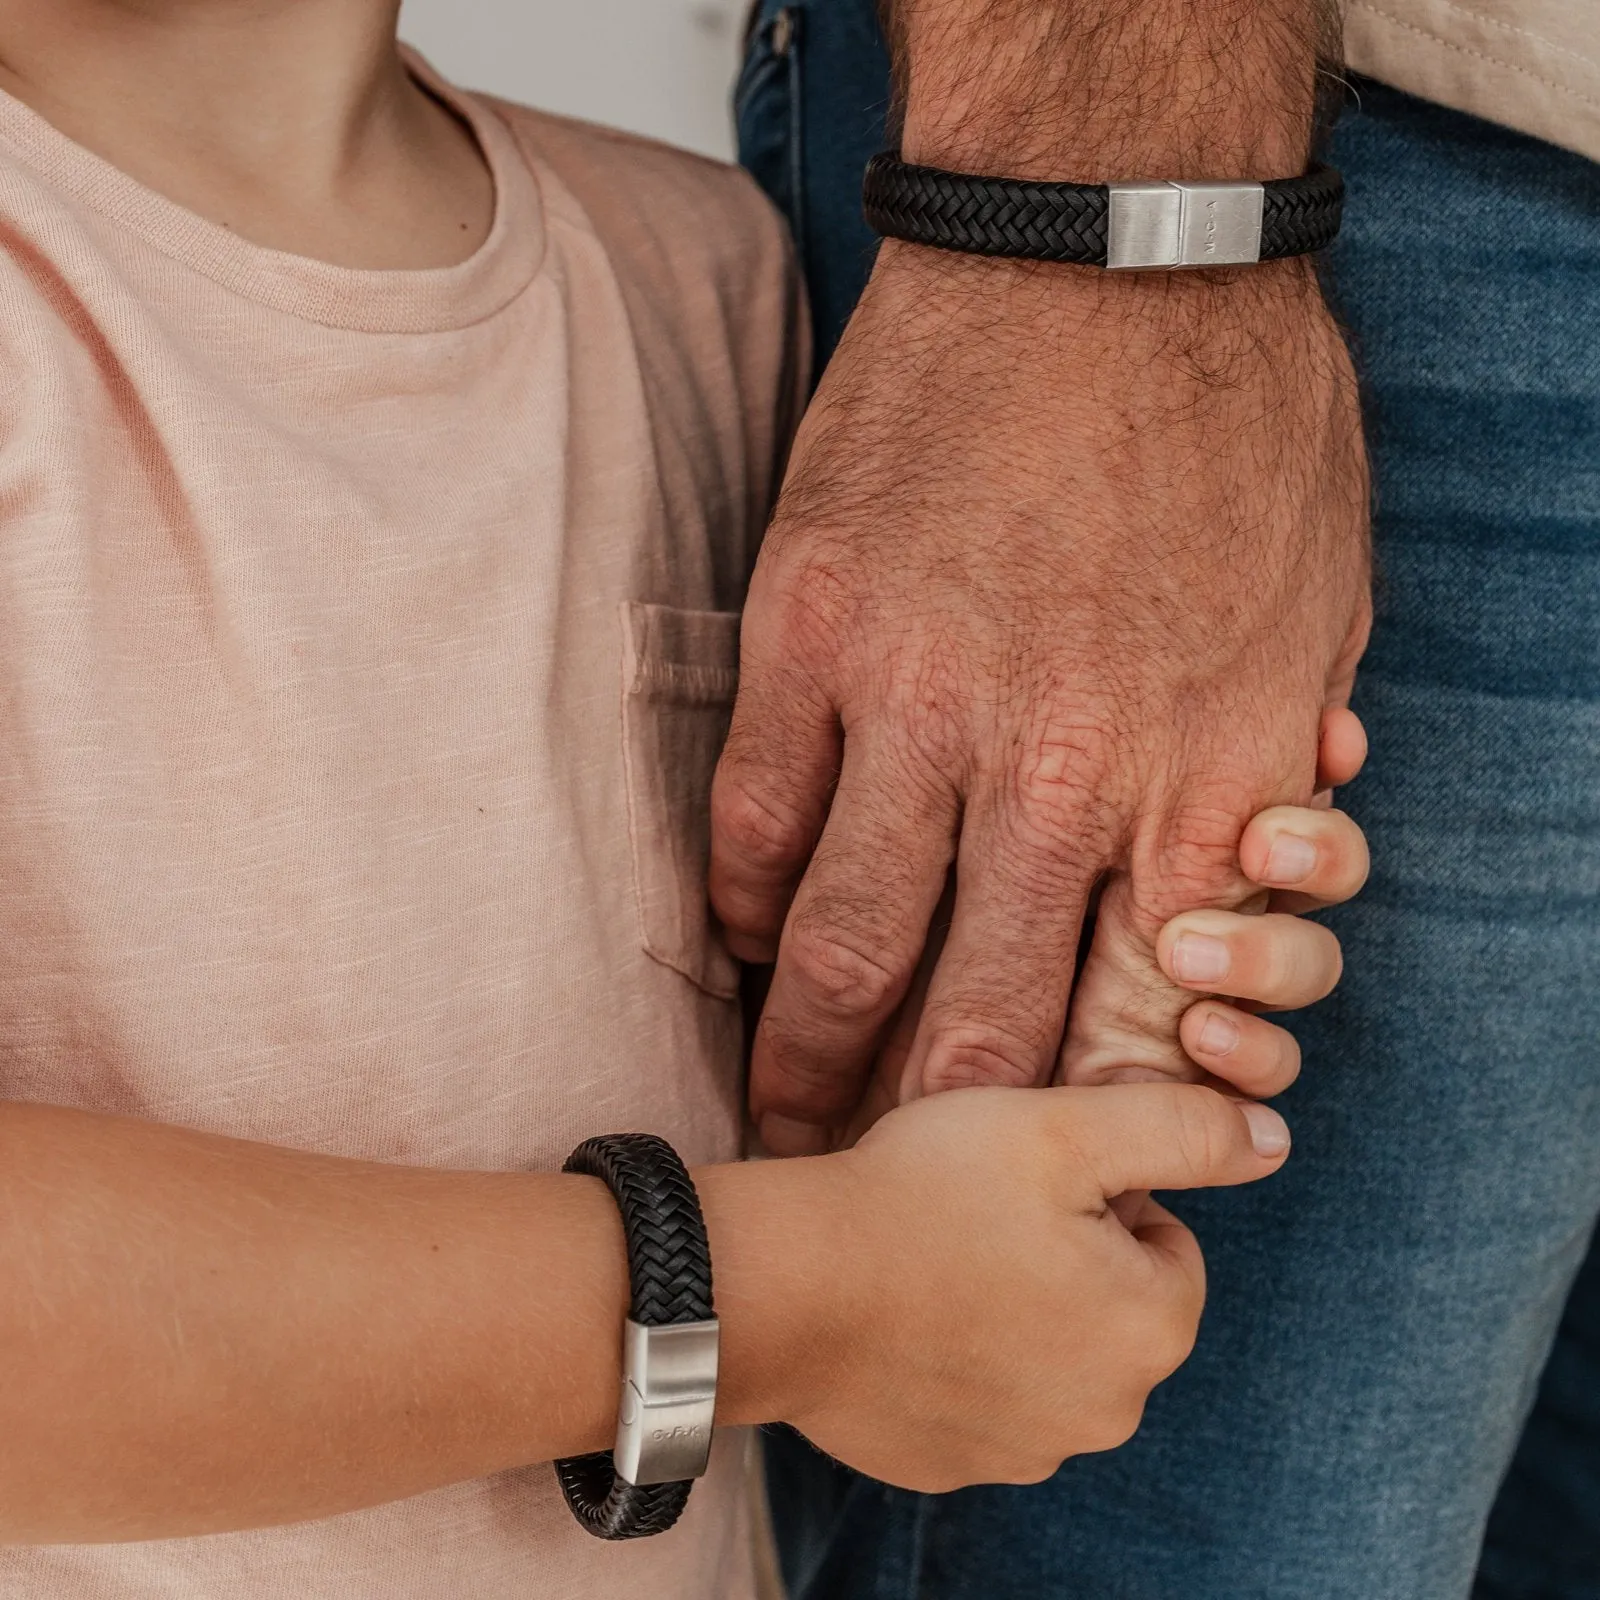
[483,97,793,296]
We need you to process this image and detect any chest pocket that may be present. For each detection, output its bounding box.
[620,601,742,999]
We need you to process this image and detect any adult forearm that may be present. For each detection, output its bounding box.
[891,0,1337,179]
[718,2,1371,1135]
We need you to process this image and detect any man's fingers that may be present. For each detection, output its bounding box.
[904,781,1103,1098]
[710,675,841,963]
[1056,772,1277,1087]
[751,741,958,1154]
[1055,1082,1290,1200]
[1157,909,1343,1011]
[1239,805,1369,911]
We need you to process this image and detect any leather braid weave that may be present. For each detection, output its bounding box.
[552,1134,715,1540]
[566,1134,715,1325]
[863,153,1343,265]
[1259,164,1345,260]
[553,1452,692,1541]
[863,153,1109,263]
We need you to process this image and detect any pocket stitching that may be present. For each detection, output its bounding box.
[620,602,741,1001]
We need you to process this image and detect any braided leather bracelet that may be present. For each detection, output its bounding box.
[553,1134,719,1540]
[863,152,1344,269]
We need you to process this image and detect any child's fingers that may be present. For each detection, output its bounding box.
[1237,806,1370,912]
[1317,707,1368,791]
[1156,909,1343,1011]
[1178,1004,1302,1098]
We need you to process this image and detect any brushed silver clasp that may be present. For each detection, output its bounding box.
[612,1318,719,1487]
[1106,181,1264,269]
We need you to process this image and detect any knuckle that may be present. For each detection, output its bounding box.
[765,555,858,661]
[1080,1396,1147,1455]
[782,915,904,1019]
[711,776,815,875]
[1003,1454,1064,1487]
[1166,1086,1239,1175]
[920,1029,1045,1095]
[893,691,968,781]
[1164,791,1252,863]
[1145,1307,1200,1382]
[1131,796,1257,928]
[752,1021,858,1118]
[1007,730,1118,861]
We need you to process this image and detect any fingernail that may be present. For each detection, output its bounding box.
[757,1113,831,1158]
[1240,1102,1291,1158]
[1170,933,1230,984]
[1261,833,1318,886]
[1196,1010,1240,1057]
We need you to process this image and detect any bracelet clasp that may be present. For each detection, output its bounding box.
[1107,181,1265,269]
[612,1318,720,1486]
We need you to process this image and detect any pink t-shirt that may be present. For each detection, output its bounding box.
[0,59,803,1600]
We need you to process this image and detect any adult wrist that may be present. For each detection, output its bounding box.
[863,239,1328,344]
[891,0,1329,182]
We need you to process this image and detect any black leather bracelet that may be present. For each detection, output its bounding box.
[863,152,1344,269]
[552,1133,718,1541]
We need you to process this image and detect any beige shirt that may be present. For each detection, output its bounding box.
[1347,0,1598,162]
[0,59,802,1600]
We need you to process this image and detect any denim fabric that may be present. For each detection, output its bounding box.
[735,1,887,371]
[737,8,1600,1594]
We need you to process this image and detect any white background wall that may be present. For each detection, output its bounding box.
[399,0,745,161]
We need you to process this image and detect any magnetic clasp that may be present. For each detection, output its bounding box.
[1107,180,1264,269]
[611,1319,720,1487]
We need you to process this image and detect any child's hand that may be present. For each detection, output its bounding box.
[714,1080,1291,1490]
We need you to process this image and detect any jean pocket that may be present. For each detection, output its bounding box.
[620,602,741,1000]
[735,3,804,258]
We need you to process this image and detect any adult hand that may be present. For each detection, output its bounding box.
[1059,706,1372,1088]
[713,244,1369,1153]
[839,724,1371,1145]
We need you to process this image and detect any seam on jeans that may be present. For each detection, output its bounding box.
[784,8,805,262]
[1351,2,1600,109]
[906,1492,932,1600]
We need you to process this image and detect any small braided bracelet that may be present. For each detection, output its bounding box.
[553,1133,719,1540]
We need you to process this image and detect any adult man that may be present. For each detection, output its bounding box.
[717,0,1600,1594]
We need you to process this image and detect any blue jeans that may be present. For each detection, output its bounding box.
[737,10,1600,1597]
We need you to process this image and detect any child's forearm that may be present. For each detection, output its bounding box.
[0,1079,1291,1541]
[0,1101,646,1543]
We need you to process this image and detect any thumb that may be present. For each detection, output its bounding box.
[1053,1082,1291,1201]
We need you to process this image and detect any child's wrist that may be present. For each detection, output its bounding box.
[693,1154,864,1432]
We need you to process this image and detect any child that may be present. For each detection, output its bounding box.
[0,4,1367,1596]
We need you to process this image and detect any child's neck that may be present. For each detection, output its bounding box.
[0,0,493,269]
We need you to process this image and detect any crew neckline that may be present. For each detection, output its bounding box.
[0,50,545,333]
